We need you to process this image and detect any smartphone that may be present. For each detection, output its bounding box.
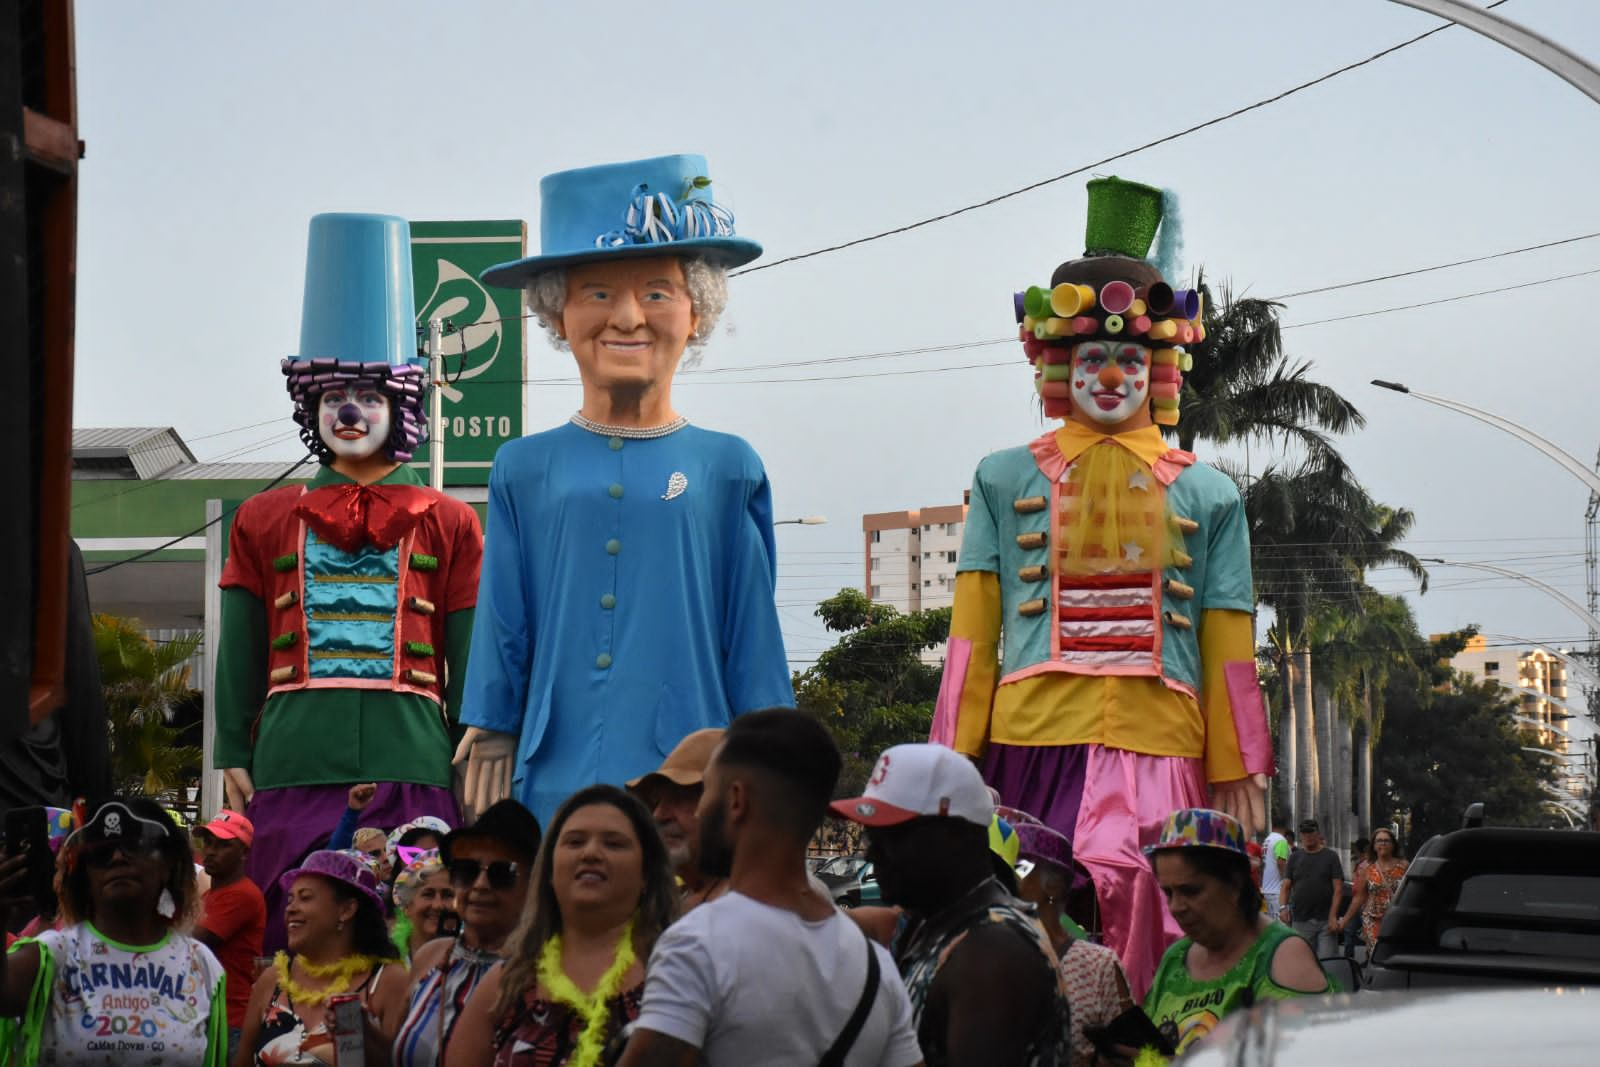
[1083,1006,1176,1058]
[3,807,55,917]
[327,993,365,1067]
[436,909,462,940]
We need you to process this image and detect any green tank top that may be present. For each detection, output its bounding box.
[1143,922,1326,1054]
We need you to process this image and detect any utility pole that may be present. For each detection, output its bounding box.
[1586,446,1600,725]
[427,317,444,491]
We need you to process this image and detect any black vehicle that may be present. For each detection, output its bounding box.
[1365,810,1600,990]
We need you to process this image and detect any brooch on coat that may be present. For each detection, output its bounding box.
[661,472,688,501]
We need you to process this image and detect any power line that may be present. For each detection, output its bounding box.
[84,456,313,577]
[1268,231,1600,301]
[729,0,1510,277]
[1283,266,1600,331]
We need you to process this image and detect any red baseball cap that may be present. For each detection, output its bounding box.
[197,810,254,847]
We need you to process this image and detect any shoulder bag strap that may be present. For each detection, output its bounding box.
[818,927,882,1067]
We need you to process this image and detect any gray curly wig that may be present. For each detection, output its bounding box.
[525,256,729,368]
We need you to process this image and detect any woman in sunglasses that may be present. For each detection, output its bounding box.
[237,850,401,1065]
[388,850,454,969]
[389,800,540,1067]
[445,786,676,1067]
[0,797,229,1065]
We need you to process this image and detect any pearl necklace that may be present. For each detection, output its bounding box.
[570,413,688,439]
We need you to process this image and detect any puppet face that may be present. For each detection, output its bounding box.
[1069,341,1152,431]
[559,256,699,394]
[318,386,392,461]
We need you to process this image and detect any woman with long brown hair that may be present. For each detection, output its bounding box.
[446,785,676,1067]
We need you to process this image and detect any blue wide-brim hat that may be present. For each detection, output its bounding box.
[480,154,761,289]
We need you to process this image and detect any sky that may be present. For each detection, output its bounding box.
[71,0,1600,679]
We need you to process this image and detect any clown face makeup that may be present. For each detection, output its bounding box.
[318,386,392,461]
[1069,341,1152,430]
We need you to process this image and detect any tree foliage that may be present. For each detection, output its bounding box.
[794,589,950,796]
[94,614,204,797]
[1375,632,1564,850]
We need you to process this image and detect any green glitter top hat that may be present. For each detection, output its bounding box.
[1083,176,1165,258]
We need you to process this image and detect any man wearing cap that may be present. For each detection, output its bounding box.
[194,810,266,1056]
[834,743,1071,1066]
[454,155,793,826]
[627,727,727,909]
[1281,818,1343,958]
[213,214,483,951]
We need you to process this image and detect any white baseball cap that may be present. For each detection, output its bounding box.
[829,744,995,828]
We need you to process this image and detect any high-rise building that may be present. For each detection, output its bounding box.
[862,498,968,616]
[1448,634,1590,799]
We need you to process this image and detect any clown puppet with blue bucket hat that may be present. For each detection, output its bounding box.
[212,213,483,951]
[451,155,794,827]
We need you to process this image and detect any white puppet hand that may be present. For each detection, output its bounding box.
[223,767,255,812]
[452,727,516,822]
[1210,773,1268,838]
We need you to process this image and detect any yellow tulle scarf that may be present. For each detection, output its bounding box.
[536,916,637,1067]
[1058,441,1178,576]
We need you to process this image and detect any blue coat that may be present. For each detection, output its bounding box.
[460,421,794,823]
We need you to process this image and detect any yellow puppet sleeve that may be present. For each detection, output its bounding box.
[1198,607,1255,784]
[939,570,1002,758]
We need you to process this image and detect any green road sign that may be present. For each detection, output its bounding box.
[409,220,528,487]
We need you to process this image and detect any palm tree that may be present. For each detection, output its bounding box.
[1171,274,1364,464]
[94,614,204,797]
[1236,455,1428,828]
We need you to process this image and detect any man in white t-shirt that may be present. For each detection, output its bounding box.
[617,709,924,1067]
[1261,818,1290,920]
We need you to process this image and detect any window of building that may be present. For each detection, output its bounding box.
[871,530,881,543]
[870,585,881,598]
[946,550,957,563]
[1484,661,1499,673]
[944,523,959,536]
[870,557,879,571]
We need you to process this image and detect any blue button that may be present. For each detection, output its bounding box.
[605,539,621,555]
[608,483,624,499]
[596,653,613,669]
[608,436,624,451]
[600,594,616,609]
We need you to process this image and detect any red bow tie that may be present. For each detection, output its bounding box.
[294,483,438,553]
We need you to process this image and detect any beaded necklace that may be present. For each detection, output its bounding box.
[570,413,688,439]
[535,916,637,1067]
[273,951,385,1007]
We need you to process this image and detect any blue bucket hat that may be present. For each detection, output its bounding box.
[282,213,430,462]
[480,154,761,289]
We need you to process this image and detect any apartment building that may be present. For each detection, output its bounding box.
[861,498,969,615]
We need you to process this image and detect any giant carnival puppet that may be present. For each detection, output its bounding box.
[452,154,794,825]
[214,213,483,947]
[929,177,1273,996]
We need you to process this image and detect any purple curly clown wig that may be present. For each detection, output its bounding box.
[282,357,430,463]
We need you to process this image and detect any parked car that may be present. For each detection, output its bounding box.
[1176,987,1597,1065]
[813,854,881,907]
[1365,819,1600,990]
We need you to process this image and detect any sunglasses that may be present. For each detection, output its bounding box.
[448,859,519,890]
[77,838,165,868]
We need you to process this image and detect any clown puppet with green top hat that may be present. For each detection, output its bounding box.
[212,213,483,951]
[929,177,1274,999]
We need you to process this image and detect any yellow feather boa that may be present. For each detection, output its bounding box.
[272,951,385,1007]
[536,916,637,1067]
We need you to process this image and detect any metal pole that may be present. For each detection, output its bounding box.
[427,318,444,491]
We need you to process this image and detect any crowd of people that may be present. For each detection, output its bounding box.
[2,710,1397,1066]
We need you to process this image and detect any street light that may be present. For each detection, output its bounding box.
[775,516,828,526]
[1372,382,1600,497]
[1420,558,1600,635]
